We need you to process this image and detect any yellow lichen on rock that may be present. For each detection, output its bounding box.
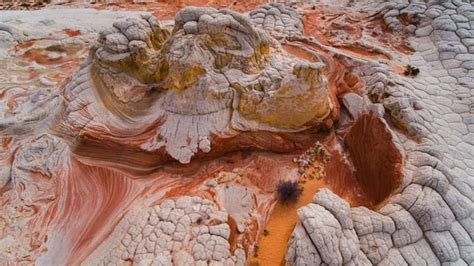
[237,62,331,129]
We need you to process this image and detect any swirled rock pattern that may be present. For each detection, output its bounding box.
[250,3,303,38]
[61,5,332,169]
[0,0,472,265]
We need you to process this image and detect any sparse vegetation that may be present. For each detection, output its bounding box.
[294,141,329,183]
[276,180,303,204]
[404,64,420,76]
[263,229,269,236]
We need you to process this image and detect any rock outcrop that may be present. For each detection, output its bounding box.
[286,0,474,265]
[61,6,332,170]
[84,196,246,265]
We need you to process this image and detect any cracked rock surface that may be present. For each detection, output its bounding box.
[287,0,474,265]
[62,5,331,168]
[84,196,246,265]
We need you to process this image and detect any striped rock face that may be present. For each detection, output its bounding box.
[62,7,331,167]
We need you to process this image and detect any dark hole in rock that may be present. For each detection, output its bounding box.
[344,112,403,207]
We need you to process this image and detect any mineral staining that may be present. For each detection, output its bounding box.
[0,1,473,265]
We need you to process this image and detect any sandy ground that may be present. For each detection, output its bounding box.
[256,178,326,265]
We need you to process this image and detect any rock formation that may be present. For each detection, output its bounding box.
[60,6,332,169]
[0,0,473,265]
[286,1,474,265]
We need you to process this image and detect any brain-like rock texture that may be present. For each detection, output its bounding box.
[84,196,246,265]
[0,0,473,265]
[285,0,474,265]
[62,6,331,168]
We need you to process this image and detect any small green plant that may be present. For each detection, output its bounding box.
[276,180,303,204]
[263,229,269,236]
[404,64,420,76]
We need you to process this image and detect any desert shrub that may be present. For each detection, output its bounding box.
[404,64,420,76]
[276,180,303,204]
[263,229,269,236]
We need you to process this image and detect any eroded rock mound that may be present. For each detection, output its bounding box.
[62,6,332,168]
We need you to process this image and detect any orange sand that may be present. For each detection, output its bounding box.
[256,178,326,265]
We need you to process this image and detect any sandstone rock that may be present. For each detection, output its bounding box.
[84,196,242,265]
[287,189,361,265]
[249,3,303,38]
[342,92,366,120]
[286,1,474,264]
[62,6,332,168]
